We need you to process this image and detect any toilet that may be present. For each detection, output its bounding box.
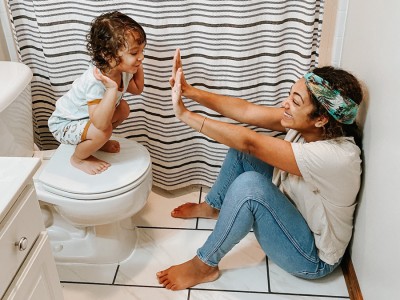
[0,61,152,264]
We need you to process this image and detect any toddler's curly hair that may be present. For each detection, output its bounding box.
[86,11,146,73]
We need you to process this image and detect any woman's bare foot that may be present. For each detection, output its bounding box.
[171,201,219,219]
[99,140,120,153]
[157,256,220,290]
[70,155,110,175]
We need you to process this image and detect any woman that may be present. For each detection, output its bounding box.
[157,49,363,290]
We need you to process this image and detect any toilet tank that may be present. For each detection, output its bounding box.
[0,61,34,157]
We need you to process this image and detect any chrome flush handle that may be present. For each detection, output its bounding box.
[15,237,28,251]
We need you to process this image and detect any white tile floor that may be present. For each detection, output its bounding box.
[61,186,350,300]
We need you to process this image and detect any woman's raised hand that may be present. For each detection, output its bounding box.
[169,48,181,87]
[171,68,187,119]
[169,49,189,94]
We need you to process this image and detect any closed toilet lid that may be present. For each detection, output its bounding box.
[38,136,151,199]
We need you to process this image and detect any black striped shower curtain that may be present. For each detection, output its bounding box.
[7,0,324,190]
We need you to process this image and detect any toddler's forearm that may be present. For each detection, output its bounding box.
[128,66,144,94]
[90,88,118,130]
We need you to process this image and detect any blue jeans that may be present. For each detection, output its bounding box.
[197,148,340,279]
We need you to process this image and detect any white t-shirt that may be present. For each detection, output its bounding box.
[272,129,362,265]
[50,64,133,121]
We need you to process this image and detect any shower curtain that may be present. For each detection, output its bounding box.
[7,0,324,190]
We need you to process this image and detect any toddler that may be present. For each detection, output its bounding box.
[48,11,146,175]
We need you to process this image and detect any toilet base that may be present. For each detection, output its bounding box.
[43,205,138,264]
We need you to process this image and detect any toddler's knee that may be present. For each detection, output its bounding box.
[103,125,113,139]
[119,100,131,120]
[93,124,113,142]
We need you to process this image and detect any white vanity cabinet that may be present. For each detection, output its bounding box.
[0,157,63,300]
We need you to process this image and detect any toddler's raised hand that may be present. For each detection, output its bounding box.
[93,67,118,89]
[171,68,187,119]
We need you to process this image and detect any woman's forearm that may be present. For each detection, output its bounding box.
[184,85,285,131]
[180,110,251,153]
[185,86,249,120]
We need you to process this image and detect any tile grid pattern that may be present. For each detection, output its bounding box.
[61,186,350,300]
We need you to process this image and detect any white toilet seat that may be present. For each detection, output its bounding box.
[39,168,150,200]
[37,136,151,200]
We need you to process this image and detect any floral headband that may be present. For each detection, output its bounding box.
[304,72,358,124]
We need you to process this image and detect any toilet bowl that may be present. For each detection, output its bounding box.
[0,60,152,265]
[33,136,152,264]
[35,136,152,226]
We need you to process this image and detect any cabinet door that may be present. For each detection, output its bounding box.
[3,232,64,300]
[0,185,44,297]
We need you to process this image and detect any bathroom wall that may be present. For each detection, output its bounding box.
[0,2,10,61]
[0,20,10,60]
[0,0,16,61]
[340,0,400,299]
[318,0,348,68]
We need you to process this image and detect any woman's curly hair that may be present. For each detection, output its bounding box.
[86,11,146,73]
[307,66,364,147]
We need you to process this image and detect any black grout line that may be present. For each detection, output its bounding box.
[111,264,119,285]
[188,287,350,298]
[113,284,165,288]
[61,281,112,286]
[266,256,271,293]
[266,292,350,299]
[196,187,203,229]
[136,225,213,231]
[187,288,191,300]
[199,186,203,204]
[61,281,349,298]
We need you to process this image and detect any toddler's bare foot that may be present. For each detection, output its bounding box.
[100,140,120,153]
[70,155,110,175]
[157,256,220,290]
[171,201,219,219]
